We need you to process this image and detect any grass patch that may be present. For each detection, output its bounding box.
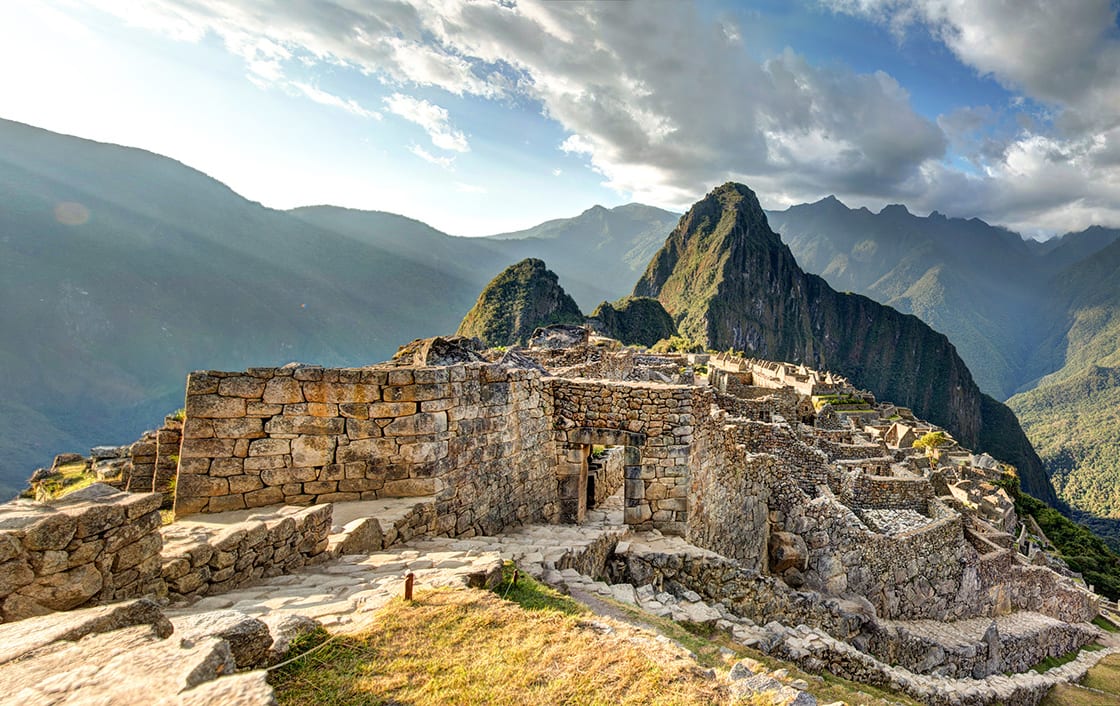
[1080,652,1120,693]
[1030,644,1104,674]
[1042,654,1120,705]
[269,588,726,705]
[33,461,98,500]
[1092,615,1118,633]
[491,562,587,615]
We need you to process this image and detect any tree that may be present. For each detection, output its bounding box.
[913,430,950,468]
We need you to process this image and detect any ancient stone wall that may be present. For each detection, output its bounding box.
[125,430,158,493]
[0,484,163,622]
[841,472,933,510]
[726,420,833,496]
[153,415,183,502]
[176,363,559,538]
[590,446,625,508]
[550,379,705,533]
[160,504,331,602]
[685,416,770,573]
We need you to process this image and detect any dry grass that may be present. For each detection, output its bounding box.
[269,588,728,706]
[1041,653,1120,706]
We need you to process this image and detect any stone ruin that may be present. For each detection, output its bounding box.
[3,329,1115,705]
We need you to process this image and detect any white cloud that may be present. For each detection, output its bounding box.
[409,144,455,169]
[68,0,1120,233]
[384,93,469,152]
[290,82,381,120]
[455,182,486,193]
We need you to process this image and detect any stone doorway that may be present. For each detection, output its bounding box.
[556,428,641,524]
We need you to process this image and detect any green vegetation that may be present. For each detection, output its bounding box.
[998,472,1120,600]
[170,408,186,422]
[1028,644,1102,674]
[1010,366,1120,549]
[456,258,584,347]
[589,296,677,347]
[812,393,871,411]
[1091,615,1117,633]
[913,430,951,467]
[491,562,587,615]
[650,335,704,354]
[27,461,96,501]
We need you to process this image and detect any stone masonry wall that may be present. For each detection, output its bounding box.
[125,430,158,493]
[176,363,559,540]
[591,446,625,508]
[841,473,933,510]
[160,504,331,602]
[0,484,163,622]
[549,379,706,534]
[153,416,183,502]
[685,415,770,573]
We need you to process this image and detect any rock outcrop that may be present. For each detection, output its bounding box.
[635,183,1055,503]
[457,258,584,346]
[587,296,677,347]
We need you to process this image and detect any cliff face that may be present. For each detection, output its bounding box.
[457,258,584,346]
[636,183,1055,502]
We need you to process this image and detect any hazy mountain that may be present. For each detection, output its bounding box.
[457,258,584,346]
[1008,236,1120,538]
[636,183,1056,503]
[0,118,486,497]
[484,203,679,310]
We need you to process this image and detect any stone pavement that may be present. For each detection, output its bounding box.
[167,494,627,632]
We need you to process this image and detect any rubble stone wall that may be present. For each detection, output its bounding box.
[160,504,332,602]
[176,364,559,538]
[842,473,933,510]
[0,485,164,623]
[591,446,625,508]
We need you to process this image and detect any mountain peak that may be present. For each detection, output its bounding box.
[880,203,911,216]
[456,258,583,346]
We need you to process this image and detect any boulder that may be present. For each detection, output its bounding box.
[171,610,274,669]
[769,531,808,574]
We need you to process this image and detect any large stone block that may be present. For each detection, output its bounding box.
[185,395,247,419]
[264,416,345,436]
[262,376,303,404]
[291,435,336,467]
[385,412,447,436]
[248,439,291,457]
[217,377,267,399]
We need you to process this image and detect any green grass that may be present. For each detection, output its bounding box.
[268,587,727,706]
[1092,616,1118,633]
[1029,644,1103,674]
[491,562,588,615]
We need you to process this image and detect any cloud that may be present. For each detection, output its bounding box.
[409,145,455,169]
[455,182,486,193]
[74,0,1120,233]
[384,93,469,152]
[290,82,381,120]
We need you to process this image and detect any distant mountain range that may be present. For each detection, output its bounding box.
[3,117,1119,537]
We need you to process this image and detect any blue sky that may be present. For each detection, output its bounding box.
[2,1,1119,237]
